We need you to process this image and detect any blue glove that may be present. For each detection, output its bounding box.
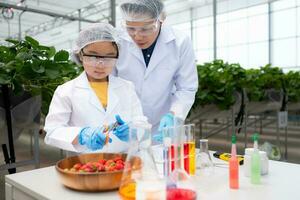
[78,127,112,151]
[153,133,163,143]
[154,113,175,143]
[158,113,174,132]
[113,115,129,142]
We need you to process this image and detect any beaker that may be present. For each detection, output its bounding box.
[162,125,197,200]
[196,139,214,176]
[119,121,166,200]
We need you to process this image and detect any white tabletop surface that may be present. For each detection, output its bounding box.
[5,155,300,200]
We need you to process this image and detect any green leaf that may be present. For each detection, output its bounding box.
[16,52,31,61]
[5,39,19,45]
[32,60,45,73]
[12,80,23,95]
[47,46,56,58]
[45,69,60,79]
[54,50,69,62]
[0,74,11,84]
[25,36,39,48]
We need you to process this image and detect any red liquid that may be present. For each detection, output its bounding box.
[183,143,189,174]
[167,188,197,200]
[170,145,175,171]
[229,156,239,189]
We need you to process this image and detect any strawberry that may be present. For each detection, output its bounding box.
[98,159,106,165]
[115,163,124,170]
[97,164,105,172]
[73,163,82,170]
[113,156,123,162]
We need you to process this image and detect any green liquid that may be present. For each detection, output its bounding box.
[251,151,261,184]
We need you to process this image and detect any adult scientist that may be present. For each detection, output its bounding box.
[115,0,198,134]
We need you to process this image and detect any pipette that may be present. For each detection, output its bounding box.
[103,121,119,145]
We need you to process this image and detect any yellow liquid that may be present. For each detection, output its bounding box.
[119,182,136,200]
[189,142,196,175]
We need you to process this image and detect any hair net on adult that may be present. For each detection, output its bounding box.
[71,22,119,65]
[120,0,165,22]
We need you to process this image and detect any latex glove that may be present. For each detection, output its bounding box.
[158,113,174,132]
[78,126,112,150]
[152,133,163,143]
[113,115,129,142]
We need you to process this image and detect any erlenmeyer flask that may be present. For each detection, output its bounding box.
[163,125,197,200]
[119,121,166,200]
[196,139,214,176]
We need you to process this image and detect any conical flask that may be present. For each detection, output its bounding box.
[119,121,166,200]
[162,125,197,200]
[196,139,214,176]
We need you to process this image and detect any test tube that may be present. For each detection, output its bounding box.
[183,124,196,175]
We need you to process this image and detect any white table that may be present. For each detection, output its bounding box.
[5,157,300,200]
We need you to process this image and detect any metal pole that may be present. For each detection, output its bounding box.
[213,0,217,60]
[18,10,25,40]
[0,2,97,23]
[190,7,194,41]
[6,20,11,38]
[268,2,272,64]
[110,0,116,26]
[78,9,81,32]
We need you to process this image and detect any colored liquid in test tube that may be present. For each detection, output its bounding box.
[183,125,196,175]
[183,142,196,175]
[183,143,190,174]
[170,145,175,171]
[188,141,196,175]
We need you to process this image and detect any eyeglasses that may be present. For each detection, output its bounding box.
[123,20,160,36]
[81,50,118,67]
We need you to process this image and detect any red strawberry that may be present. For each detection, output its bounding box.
[73,163,82,170]
[115,163,124,170]
[98,159,106,165]
[113,156,123,162]
[98,164,105,172]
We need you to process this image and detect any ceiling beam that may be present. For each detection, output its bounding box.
[0,2,97,23]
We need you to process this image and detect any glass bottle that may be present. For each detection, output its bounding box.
[229,135,239,189]
[251,133,261,184]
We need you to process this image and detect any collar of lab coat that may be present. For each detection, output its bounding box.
[74,72,122,114]
[121,25,176,79]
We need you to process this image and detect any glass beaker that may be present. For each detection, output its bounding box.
[119,121,166,200]
[162,125,197,200]
[196,139,214,176]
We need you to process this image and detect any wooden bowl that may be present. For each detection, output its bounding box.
[55,153,126,191]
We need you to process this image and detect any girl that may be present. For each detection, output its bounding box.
[44,23,147,154]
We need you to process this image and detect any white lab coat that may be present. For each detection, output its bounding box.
[44,72,146,153]
[116,25,198,132]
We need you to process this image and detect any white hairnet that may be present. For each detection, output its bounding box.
[71,23,119,65]
[120,0,165,22]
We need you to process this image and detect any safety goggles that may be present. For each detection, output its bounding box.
[122,20,160,36]
[81,50,118,67]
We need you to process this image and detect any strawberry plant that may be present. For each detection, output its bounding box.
[0,36,82,115]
